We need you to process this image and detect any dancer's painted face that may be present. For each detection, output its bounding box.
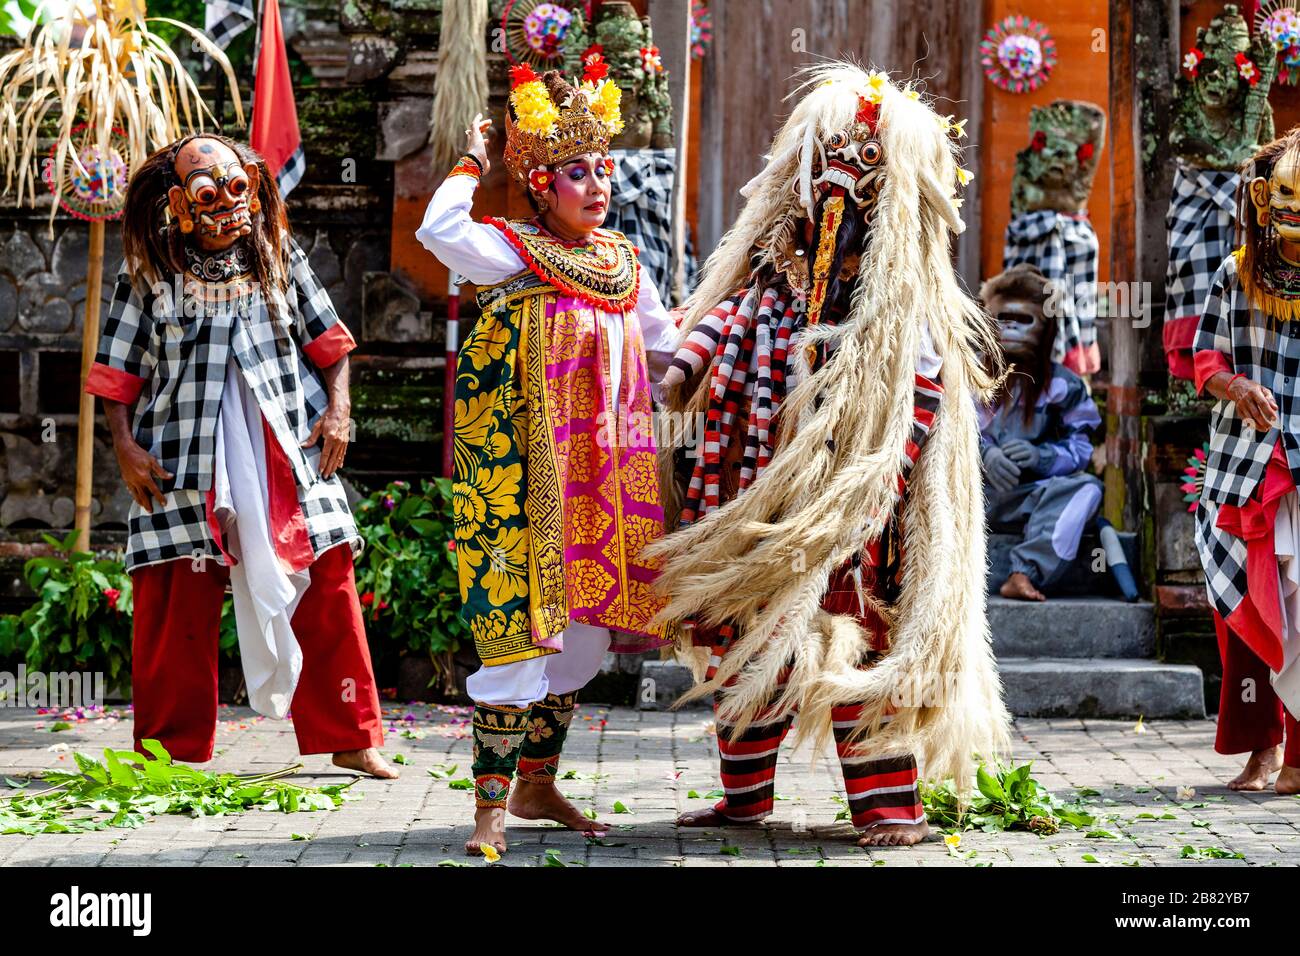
[168,138,259,247]
[1251,147,1300,245]
[538,153,612,236]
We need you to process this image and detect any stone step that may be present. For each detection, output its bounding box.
[987,530,1139,597]
[639,655,1208,719]
[997,657,1206,719]
[988,595,1155,658]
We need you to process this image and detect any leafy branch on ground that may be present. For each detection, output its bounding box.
[0,740,360,835]
[921,761,1095,835]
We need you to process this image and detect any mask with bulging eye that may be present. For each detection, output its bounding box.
[811,113,884,209]
[185,162,255,239]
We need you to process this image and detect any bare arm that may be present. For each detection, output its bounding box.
[103,399,172,512]
[301,354,351,479]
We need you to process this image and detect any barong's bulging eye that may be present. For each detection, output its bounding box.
[827,131,849,150]
[227,172,250,196]
[862,142,882,165]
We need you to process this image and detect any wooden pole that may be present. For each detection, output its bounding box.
[74,218,106,552]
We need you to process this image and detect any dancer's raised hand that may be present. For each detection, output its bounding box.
[466,112,493,175]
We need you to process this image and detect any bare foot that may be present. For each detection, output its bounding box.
[465,805,508,856]
[999,572,1045,602]
[1275,765,1300,795]
[676,806,756,828]
[508,778,609,835]
[857,820,930,847]
[1228,746,1281,791]
[332,748,400,779]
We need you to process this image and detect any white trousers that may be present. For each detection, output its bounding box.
[466,623,612,707]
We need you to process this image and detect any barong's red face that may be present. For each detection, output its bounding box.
[167,137,260,247]
[545,152,612,235]
[1250,146,1300,244]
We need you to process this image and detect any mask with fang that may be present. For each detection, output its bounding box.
[167,138,260,248]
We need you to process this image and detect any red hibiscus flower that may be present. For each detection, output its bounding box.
[103,587,121,612]
[1030,130,1047,152]
[1076,141,1095,164]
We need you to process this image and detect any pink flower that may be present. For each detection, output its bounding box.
[103,587,121,612]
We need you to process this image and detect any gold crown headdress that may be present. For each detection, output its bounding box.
[503,54,624,192]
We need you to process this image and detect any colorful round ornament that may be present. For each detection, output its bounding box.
[501,0,591,68]
[44,123,130,222]
[1256,1,1300,85]
[689,0,713,60]
[981,15,1057,94]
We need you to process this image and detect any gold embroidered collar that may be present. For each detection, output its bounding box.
[483,217,640,312]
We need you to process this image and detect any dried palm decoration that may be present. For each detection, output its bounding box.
[428,0,489,173]
[0,0,244,232]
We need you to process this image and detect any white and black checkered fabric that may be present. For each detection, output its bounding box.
[607,147,695,307]
[203,0,254,49]
[1165,165,1238,323]
[1003,209,1100,371]
[1193,253,1300,619]
[277,143,306,198]
[95,239,358,570]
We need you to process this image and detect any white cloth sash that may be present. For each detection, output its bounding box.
[212,359,309,718]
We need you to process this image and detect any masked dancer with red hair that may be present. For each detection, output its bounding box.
[85,135,393,779]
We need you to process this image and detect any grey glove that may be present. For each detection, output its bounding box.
[1001,438,1038,469]
[982,444,1021,492]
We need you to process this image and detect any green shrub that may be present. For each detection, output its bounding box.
[353,479,465,671]
[0,531,135,687]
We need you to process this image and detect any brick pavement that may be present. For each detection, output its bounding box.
[0,704,1297,867]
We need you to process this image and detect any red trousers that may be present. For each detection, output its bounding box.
[1214,612,1300,768]
[130,544,384,762]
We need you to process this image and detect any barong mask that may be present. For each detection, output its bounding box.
[1010,100,1106,215]
[166,137,261,245]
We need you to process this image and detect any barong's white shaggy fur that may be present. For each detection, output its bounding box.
[648,64,1010,789]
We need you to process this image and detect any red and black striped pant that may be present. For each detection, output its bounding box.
[708,657,924,830]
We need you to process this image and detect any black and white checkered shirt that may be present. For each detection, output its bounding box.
[607,147,696,308]
[1193,252,1300,619]
[86,240,359,571]
[1003,209,1100,375]
[1165,165,1238,324]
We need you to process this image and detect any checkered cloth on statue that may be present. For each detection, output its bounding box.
[1003,209,1100,375]
[1193,253,1300,622]
[84,239,359,571]
[606,148,695,306]
[1162,164,1238,380]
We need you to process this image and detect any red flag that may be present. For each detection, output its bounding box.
[251,0,305,195]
